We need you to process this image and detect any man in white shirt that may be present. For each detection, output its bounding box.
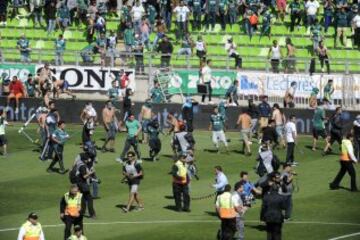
[213,165,229,194]
[225,37,242,69]
[17,213,45,240]
[173,1,190,41]
[285,115,297,166]
[353,12,360,50]
[201,59,213,104]
[232,181,248,240]
[131,1,145,34]
[305,0,319,28]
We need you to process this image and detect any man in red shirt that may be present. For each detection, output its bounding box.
[6,76,25,114]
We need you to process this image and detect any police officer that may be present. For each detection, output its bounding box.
[216,184,237,240]
[17,213,45,240]
[47,120,69,174]
[262,186,287,240]
[172,155,191,212]
[68,225,87,240]
[330,132,358,192]
[60,185,85,240]
[74,149,97,218]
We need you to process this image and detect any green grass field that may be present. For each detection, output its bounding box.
[0,123,360,240]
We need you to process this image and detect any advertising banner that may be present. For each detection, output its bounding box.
[35,65,136,91]
[0,64,35,82]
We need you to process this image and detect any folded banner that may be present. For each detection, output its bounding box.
[0,64,35,82]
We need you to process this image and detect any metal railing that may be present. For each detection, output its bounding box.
[1,48,360,74]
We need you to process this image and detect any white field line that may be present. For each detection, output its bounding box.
[328,232,360,240]
[1,220,360,233]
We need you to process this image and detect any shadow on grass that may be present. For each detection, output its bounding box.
[163,205,180,212]
[204,211,218,217]
[203,149,219,153]
[248,224,267,232]
[164,195,174,199]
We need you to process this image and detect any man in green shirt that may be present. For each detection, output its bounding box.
[310,19,322,52]
[323,79,334,105]
[312,101,328,151]
[209,106,228,152]
[118,114,142,163]
[108,80,120,104]
[124,24,135,53]
[289,0,302,32]
[205,0,218,31]
[218,0,228,30]
[47,120,69,174]
[150,81,164,103]
[55,34,66,66]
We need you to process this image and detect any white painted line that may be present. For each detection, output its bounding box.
[328,232,360,240]
[1,220,360,233]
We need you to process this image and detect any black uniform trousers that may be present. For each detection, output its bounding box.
[266,222,283,240]
[221,218,237,240]
[201,82,212,102]
[63,215,83,240]
[120,137,141,159]
[331,161,357,191]
[172,182,190,211]
[286,142,295,163]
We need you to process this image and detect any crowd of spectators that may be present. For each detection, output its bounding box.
[0,0,359,72]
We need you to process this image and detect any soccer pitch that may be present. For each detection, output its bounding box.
[0,124,359,240]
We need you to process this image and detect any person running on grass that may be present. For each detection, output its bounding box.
[312,101,329,151]
[237,110,253,156]
[102,101,117,152]
[122,151,144,213]
[209,106,228,153]
[118,114,142,163]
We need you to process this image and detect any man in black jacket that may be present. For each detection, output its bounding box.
[182,97,198,132]
[261,187,286,240]
[323,107,343,155]
[157,36,173,67]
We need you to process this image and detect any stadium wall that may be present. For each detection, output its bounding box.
[0,98,359,134]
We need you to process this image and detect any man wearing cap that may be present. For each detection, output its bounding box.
[172,155,190,212]
[68,225,87,240]
[60,184,85,240]
[122,151,144,213]
[17,213,45,240]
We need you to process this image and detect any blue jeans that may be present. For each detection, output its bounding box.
[141,31,150,49]
[152,32,164,49]
[20,51,30,63]
[47,19,56,34]
[324,15,332,32]
[206,11,216,30]
[244,20,253,39]
[161,9,171,30]
[307,15,316,26]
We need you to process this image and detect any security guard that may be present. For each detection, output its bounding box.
[47,120,69,174]
[172,155,190,212]
[17,213,45,240]
[68,225,87,240]
[60,184,85,240]
[330,133,358,192]
[216,184,237,240]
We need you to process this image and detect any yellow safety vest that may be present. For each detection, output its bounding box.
[64,192,82,217]
[173,160,187,184]
[217,192,237,219]
[68,235,87,240]
[340,139,352,161]
[22,221,42,240]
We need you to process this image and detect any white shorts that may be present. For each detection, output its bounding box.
[130,184,139,193]
[212,130,227,145]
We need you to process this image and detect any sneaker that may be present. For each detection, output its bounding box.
[115,157,123,164]
[291,161,299,166]
[136,206,145,212]
[137,159,143,164]
[59,169,69,175]
[121,207,129,213]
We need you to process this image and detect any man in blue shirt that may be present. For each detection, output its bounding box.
[47,120,69,174]
[55,34,66,66]
[258,96,272,136]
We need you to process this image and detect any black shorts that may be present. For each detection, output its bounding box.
[329,131,342,145]
[312,128,327,140]
[0,135,7,146]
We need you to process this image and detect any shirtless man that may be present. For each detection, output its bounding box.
[167,112,181,154]
[272,104,286,148]
[139,100,152,144]
[37,108,48,150]
[102,101,116,152]
[53,79,75,99]
[237,110,253,156]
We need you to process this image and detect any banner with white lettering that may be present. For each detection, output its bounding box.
[35,65,136,91]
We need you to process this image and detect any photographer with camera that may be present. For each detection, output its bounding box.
[121,151,144,213]
[69,147,97,219]
[280,163,296,221]
[256,142,281,181]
